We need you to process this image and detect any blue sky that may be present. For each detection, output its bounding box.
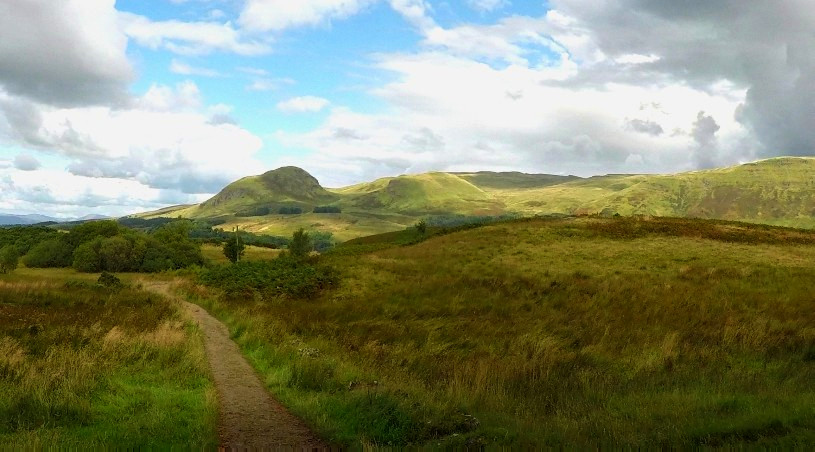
[0,0,813,217]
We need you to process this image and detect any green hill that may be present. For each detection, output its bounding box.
[134,157,815,239]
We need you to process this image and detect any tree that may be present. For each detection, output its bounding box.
[73,239,103,273]
[415,219,427,234]
[223,234,245,264]
[288,228,312,259]
[0,245,19,274]
[23,238,74,268]
[100,236,133,272]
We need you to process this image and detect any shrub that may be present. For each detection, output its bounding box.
[278,206,303,215]
[22,239,74,268]
[97,272,123,288]
[0,245,19,274]
[198,257,338,300]
[288,228,312,259]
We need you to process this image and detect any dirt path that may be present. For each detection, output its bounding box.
[145,282,326,450]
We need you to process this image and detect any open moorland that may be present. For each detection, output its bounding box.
[175,216,815,447]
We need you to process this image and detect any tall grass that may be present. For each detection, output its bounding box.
[184,216,815,447]
[0,279,217,447]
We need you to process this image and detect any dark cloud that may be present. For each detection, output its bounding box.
[552,0,815,158]
[691,111,720,169]
[626,119,663,136]
[13,154,41,171]
[0,1,132,107]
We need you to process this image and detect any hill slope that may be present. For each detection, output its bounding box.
[134,157,815,238]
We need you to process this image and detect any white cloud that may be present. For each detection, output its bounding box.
[120,12,271,55]
[277,96,331,113]
[170,59,222,77]
[0,83,264,195]
[0,0,132,106]
[239,0,377,32]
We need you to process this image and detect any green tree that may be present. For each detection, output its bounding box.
[223,235,245,264]
[73,239,103,273]
[0,245,19,274]
[100,236,133,272]
[23,238,74,268]
[288,228,312,259]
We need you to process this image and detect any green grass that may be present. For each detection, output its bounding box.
[0,273,217,447]
[201,243,281,264]
[180,216,815,447]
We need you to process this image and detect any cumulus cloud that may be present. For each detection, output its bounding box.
[0,0,132,107]
[0,83,264,195]
[277,96,331,113]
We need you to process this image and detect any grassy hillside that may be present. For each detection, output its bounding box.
[135,157,815,239]
[183,216,815,447]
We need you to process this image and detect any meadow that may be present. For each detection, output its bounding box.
[0,272,217,447]
[183,216,815,447]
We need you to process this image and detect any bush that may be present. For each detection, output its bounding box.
[278,206,303,215]
[23,239,74,268]
[0,245,19,274]
[415,219,427,234]
[97,272,122,288]
[198,257,338,300]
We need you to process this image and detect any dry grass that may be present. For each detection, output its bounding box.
[185,216,815,447]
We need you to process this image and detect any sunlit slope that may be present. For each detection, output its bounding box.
[500,157,815,226]
[334,172,504,215]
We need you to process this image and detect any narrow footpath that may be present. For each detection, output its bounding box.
[147,283,325,449]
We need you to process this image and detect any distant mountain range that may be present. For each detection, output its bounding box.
[132,156,815,240]
[0,213,110,226]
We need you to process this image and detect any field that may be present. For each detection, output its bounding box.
[201,243,281,264]
[0,271,217,447]
[182,216,815,446]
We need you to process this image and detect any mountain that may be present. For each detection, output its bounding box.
[134,157,815,239]
[0,214,60,226]
[0,213,111,226]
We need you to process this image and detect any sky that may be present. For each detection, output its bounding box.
[1,0,814,218]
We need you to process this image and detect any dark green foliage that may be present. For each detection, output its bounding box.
[425,214,520,228]
[99,237,133,272]
[0,245,19,274]
[278,206,304,215]
[313,206,342,213]
[64,220,120,247]
[0,226,61,255]
[72,240,102,273]
[22,239,74,268]
[235,206,271,217]
[97,272,122,288]
[223,235,245,264]
[310,231,335,252]
[198,256,338,300]
[288,228,312,258]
